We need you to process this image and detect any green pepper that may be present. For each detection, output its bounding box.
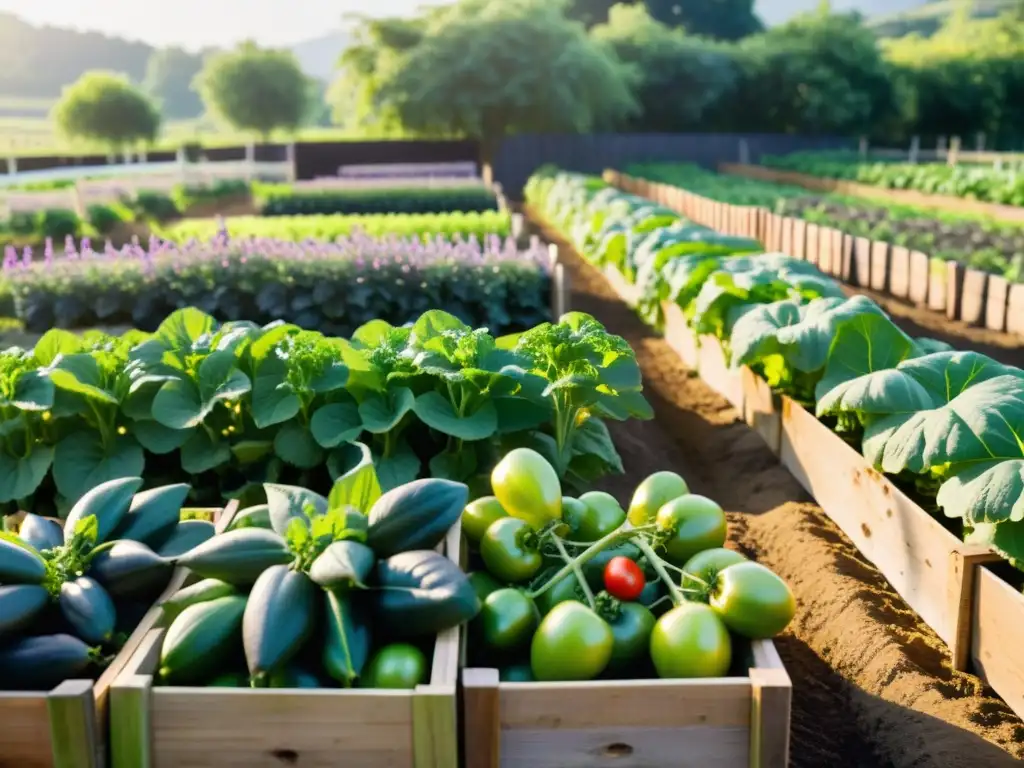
[480,518,542,583]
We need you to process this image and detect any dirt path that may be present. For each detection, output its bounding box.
[530,212,1024,768]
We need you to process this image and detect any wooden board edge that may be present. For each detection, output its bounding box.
[48,680,100,768]
[461,668,500,768]
[948,547,1004,672]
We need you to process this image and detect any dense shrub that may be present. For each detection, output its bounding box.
[129,191,180,222]
[256,185,500,216]
[37,209,82,240]
[86,203,131,235]
[5,232,552,336]
[171,179,251,210]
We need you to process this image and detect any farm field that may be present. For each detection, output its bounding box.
[628,162,1024,279]
[3,156,1024,768]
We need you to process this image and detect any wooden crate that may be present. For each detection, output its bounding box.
[603,265,642,308]
[662,300,699,370]
[109,521,463,768]
[741,368,781,456]
[0,503,236,768]
[697,336,744,413]
[462,640,791,768]
[778,399,984,650]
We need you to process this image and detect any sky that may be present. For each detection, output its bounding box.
[0,0,435,49]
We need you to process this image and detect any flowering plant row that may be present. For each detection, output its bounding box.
[2,229,549,335]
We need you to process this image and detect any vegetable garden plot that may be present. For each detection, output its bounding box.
[0,483,234,768]
[254,182,500,217]
[525,167,1024,730]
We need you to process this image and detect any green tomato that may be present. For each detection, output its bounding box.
[655,495,727,566]
[607,602,656,672]
[481,588,539,652]
[468,571,504,603]
[480,518,543,583]
[627,471,689,526]
[534,570,586,616]
[500,663,535,682]
[682,548,747,599]
[710,562,795,639]
[530,602,613,681]
[268,666,322,689]
[363,644,427,689]
[491,448,562,530]
[636,578,668,616]
[565,491,626,542]
[650,603,732,679]
[463,496,508,545]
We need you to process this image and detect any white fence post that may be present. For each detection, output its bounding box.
[975,132,986,152]
[858,136,868,161]
[246,141,255,182]
[7,156,16,178]
[935,135,947,161]
[738,139,750,165]
[286,141,296,183]
[948,136,961,167]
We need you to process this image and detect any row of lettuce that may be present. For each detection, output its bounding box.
[527,168,1024,573]
[0,210,539,334]
[627,162,1024,281]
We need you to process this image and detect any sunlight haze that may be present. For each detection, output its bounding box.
[0,0,439,49]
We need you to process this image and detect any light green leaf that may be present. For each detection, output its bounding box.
[251,356,300,428]
[359,387,415,434]
[311,402,363,448]
[10,370,54,411]
[48,354,119,404]
[73,515,99,547]
[197,350,251,405]
[53,433,144,505]
[152,378,204,429]
[33,329,82,366]
[274,421,326,469]
[814,313,916,404]
[327,442,381,514]
[938,460,1024,525]
[413,391,498,441]
[0,446,53,503]
[264,483,328,537]
[156,307,216,354]
[410,310,469,345]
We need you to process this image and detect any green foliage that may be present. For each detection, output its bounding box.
[86,204,131,236]
[591,5,741,132]
[626,163,1024,279]
[644,0,763,40]
[171,180,251,212]
[337,0,638,165]
[51,71,161,150]
[37,209,82,241]
[128,191,180,223]
[255,184,498,217]
[160,211,511,243]
[197,43,309,140]
[0,308,649,519]
[143,46,205,120]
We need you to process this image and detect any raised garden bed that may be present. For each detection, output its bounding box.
[110,517,463,768]
[0,503,235,768]
[462,639,791,768]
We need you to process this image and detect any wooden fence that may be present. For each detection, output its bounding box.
[604,170,1024,337]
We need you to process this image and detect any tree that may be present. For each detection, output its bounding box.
[143,46,206,119]
[51,71,160,150]
[591,4,740,132]
[338,0,638,179]
[564,0,638,27]
[196,43,309,141]
[644,0,763,40]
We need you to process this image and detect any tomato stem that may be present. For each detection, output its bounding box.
[552,534,596,610]
[526,526,635,600]
[633,539,685,606]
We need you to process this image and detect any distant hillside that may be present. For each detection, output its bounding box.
[866,0,1016,37]
[755,0,925,25]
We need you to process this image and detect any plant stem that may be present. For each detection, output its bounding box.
[526,526,636,600]
[552,534,596,610]
[634,539,685,606]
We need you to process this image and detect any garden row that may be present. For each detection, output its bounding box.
[0,305,794,768]
[606,169,1024,337]
[628,162,1024,281]
[526,168,1024,724]
[761,151,1024,209]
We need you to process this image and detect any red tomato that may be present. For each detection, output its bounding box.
[603,556,645,601]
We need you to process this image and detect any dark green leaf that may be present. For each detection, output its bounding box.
[274,421,326,469]
[53,433,144,503]
[0,447,53,503]
[413,391,497,441]
[180,429,231,474]
[311,402,363,448]
[358,388,415,434]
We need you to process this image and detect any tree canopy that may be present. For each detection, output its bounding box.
[51,71,160,150]
[336,0,638,176]
[143,46,206,120]
[196,43,309,140]
[644,0,763,40]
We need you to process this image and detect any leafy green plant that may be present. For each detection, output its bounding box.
[255,184,499,217]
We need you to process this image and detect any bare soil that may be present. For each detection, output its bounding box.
[529,210,1024,768]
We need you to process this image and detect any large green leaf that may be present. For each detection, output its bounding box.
[197,350,251,405]
[373,441,421,492]
[9,370,54,411]
[48,354,118,405]
[152,351,251,430]
[310,402,363,448]
[571,418,623,474]
[358,388,415,434]
[180,429,232,474]
[274,421,326,469]
[327,442,381,514]
[410,310,469,345]
[131,419,189,454]
[814,313,916,405]
[250,356,300,428]
[429,448,478,483]
[967,520,1024,566]
[413,392,498,441]
[873,375,1024,476]
[33,329,82,366]
[938,460,1024,526]
[53,432,145,503]
[156,308,216,356]
[0,446,53,503]
[151,378,204,430]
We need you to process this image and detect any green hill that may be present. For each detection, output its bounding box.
[866,0,1017,37]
